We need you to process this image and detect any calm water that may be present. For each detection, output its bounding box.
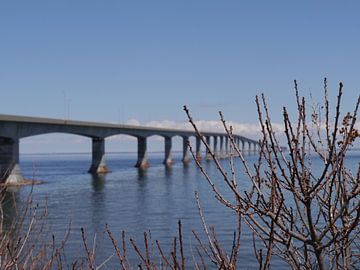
[4,152,359,269]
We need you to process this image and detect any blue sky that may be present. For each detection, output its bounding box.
[0,1,359,153]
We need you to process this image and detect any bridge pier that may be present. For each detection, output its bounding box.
[88,137,109,174]
[163,137,173,166]
[205,136,212,160]
[252,142,258,154]
[195,136,202,161]
[213,136,218,158]
[0,137,25,185]
[219,136,224,158]
[135,137,149,169]
[182,137,190,164]
[248,142,253,155]
[225,137,229,157]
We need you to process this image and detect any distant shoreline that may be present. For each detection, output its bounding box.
[20,148,360,156]
[20,150,185,156]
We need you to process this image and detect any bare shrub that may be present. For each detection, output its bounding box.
[184,79,359,269]
[0,187,72,269]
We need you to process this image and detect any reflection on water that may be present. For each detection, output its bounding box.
[7,152,359,268]
[137,168,147,181]
[91,173,106,192]
[1,190,20,230]
[164,165,173,177]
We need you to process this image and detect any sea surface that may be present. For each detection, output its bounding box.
[3,151,359,269]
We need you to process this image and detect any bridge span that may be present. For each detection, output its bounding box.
[0,114,259,185]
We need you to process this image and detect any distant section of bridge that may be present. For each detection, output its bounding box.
[0,114,259,185]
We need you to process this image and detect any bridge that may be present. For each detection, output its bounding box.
[0,114,259,185]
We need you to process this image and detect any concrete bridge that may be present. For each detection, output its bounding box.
[0,114,259,185]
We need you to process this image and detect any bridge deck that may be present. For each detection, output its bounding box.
[0,114,260,185]
[0,114,255,141]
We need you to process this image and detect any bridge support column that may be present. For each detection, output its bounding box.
[253,142,258,154]
[0,137,25,185]
[205,136,212,160]
[213,136,218,158]
[88,137,109,174]
[195,136,202,161]
[225,137,229,157]
[241,140,245,152]
[163,137,173,166]
[135,137,149,169]
[182,137,190,164]
[219,136,224,158]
